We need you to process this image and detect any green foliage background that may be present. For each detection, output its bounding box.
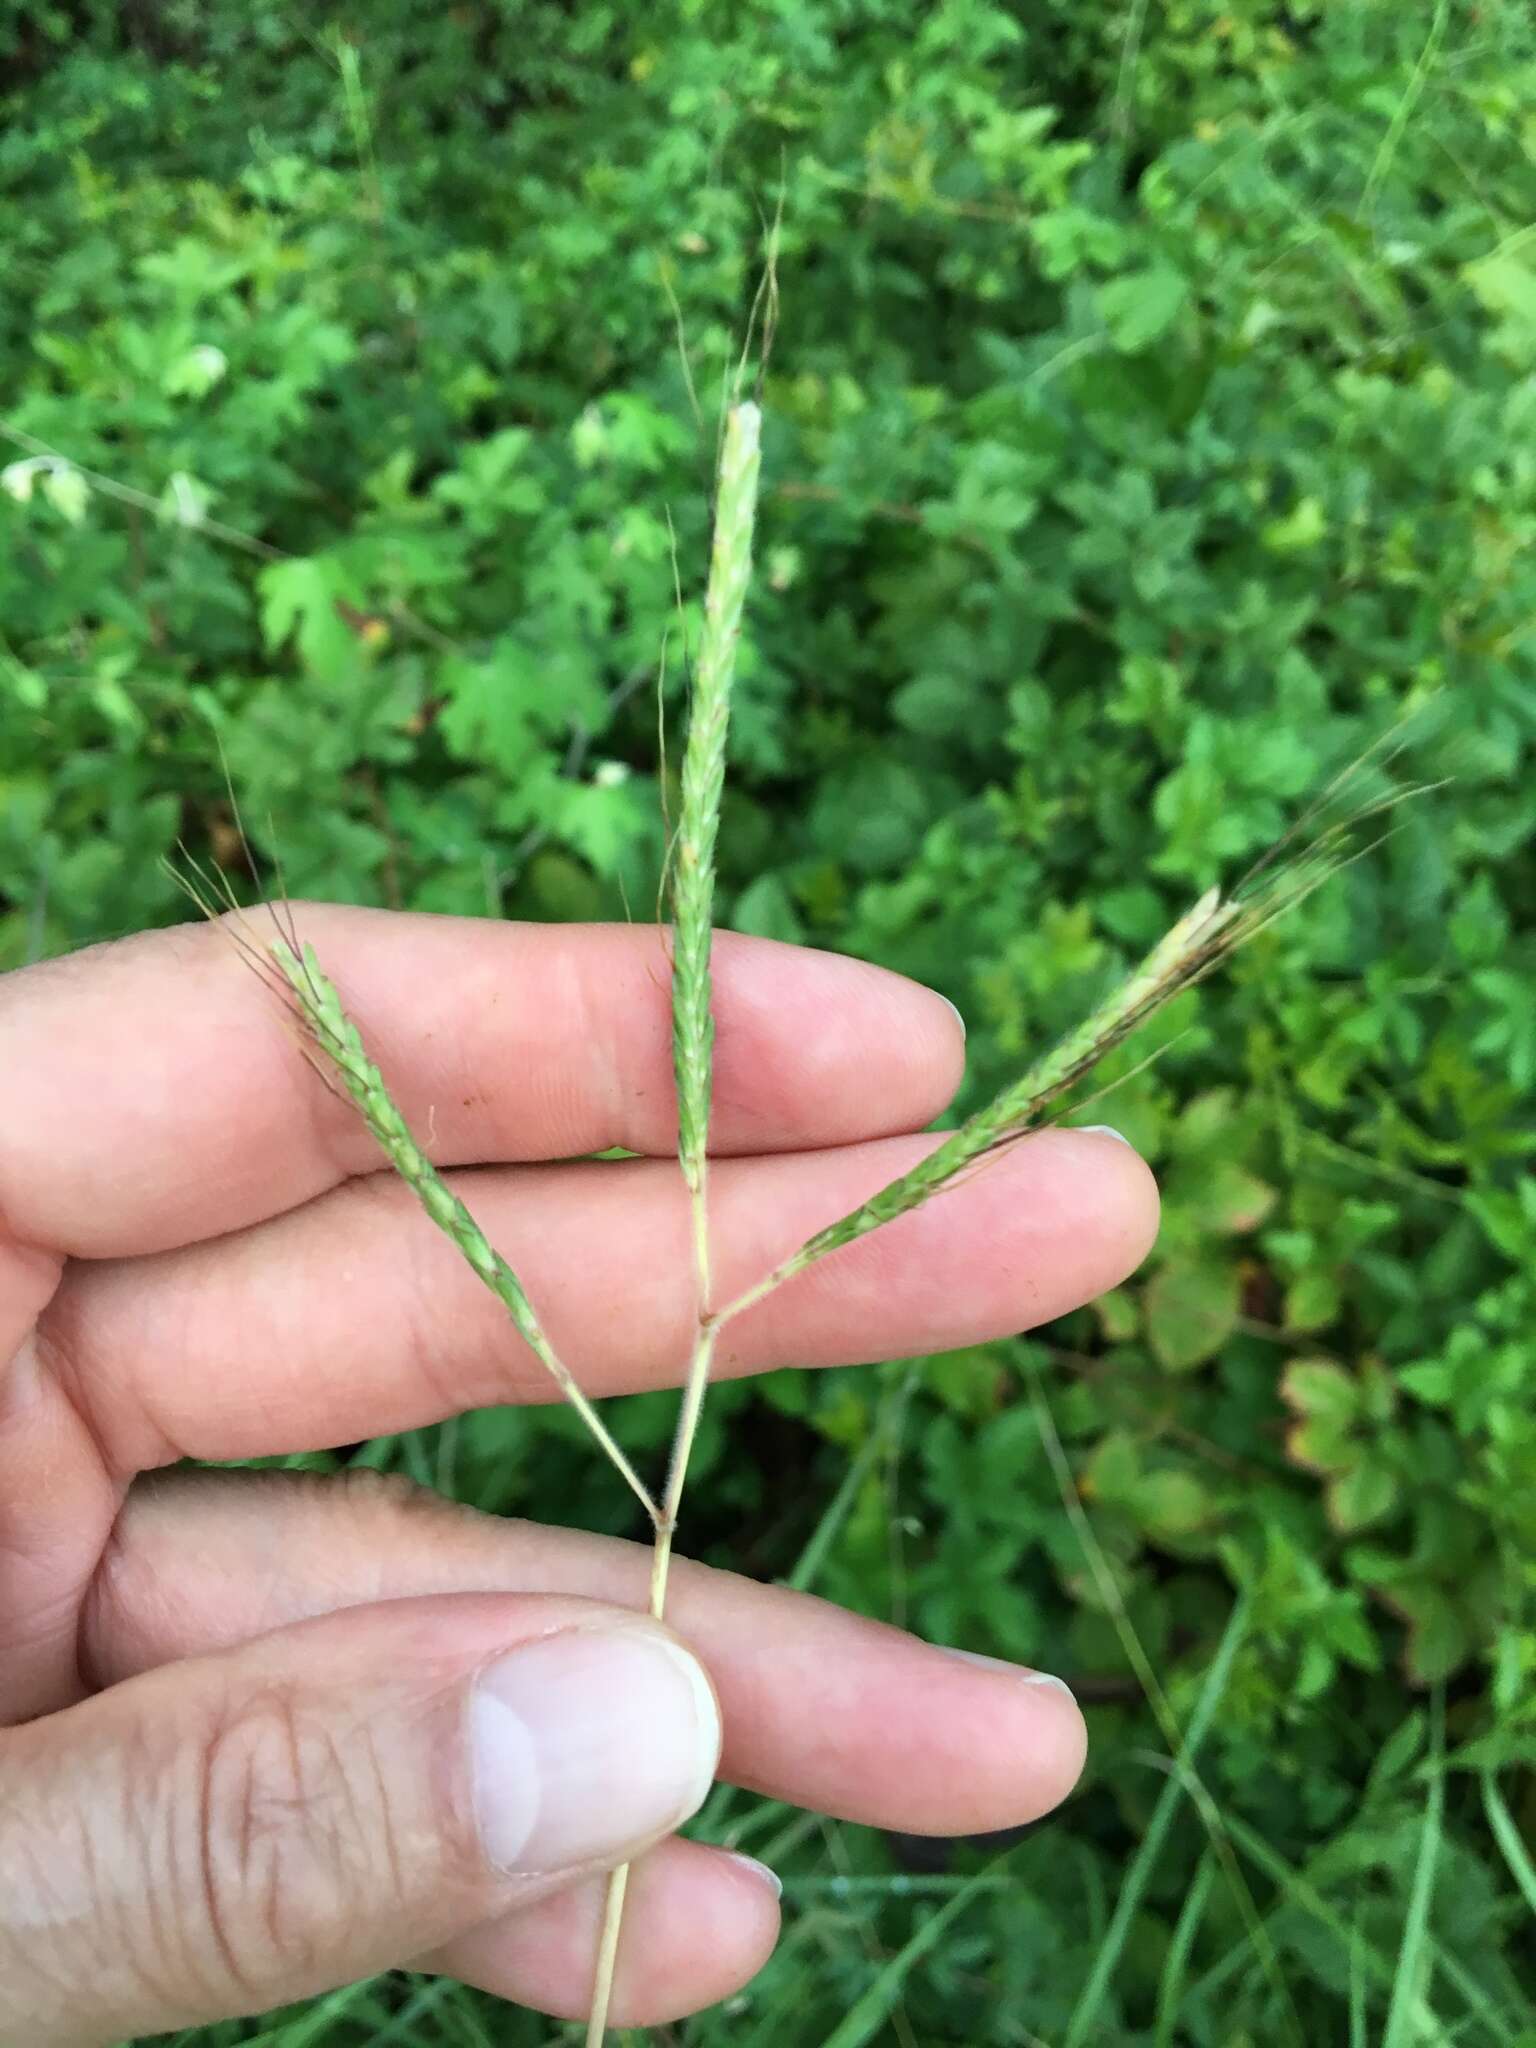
[4,1,1536,2041]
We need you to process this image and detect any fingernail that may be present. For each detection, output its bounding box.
[723,1850,783,1899]
[941,1647,1077,1699]
[471,1626,721,1874]
[1078,1123,1132,1146]
[938,992,967,1041]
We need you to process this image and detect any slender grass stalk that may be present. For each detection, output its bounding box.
[1063,1597,1249,2048]
[586,398,762,2047]
[816,1858,1018,2048]
[1482,1772,1536,1920]
[244,919,658,1524]
[1217,1817,1509,2044]
[1154,1851,1217,2048]
[1349,1908,1370,2048]
[1383,1684,1446,2048]
[1026,1360,1304,2048]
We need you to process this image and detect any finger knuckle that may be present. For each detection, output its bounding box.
[191,1684,408,1997]
[335,1464,484,1540]
[334,1466,436,1519]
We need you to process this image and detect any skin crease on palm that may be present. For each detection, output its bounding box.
[0,906,1160,2041]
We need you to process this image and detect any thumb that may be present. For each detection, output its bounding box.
[0,1593,720,2046]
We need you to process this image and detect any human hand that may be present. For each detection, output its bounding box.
[0,908,1158,2042]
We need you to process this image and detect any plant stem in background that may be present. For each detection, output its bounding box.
[586,397,762,2048]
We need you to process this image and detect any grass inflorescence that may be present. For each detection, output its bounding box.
[588,396,762,2045]
[174,391,1424,2046]
[708,749,1428,1337]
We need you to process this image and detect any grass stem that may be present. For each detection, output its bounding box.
[586,398,762,2046]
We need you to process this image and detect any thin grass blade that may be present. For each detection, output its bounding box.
[1064,1597,1250,2048]
[816,1859,1013,2048]
[1155,1851,1217,2048]
[1027,1359,1303,2048]
[1220,1815,1509,2047]
[1482,1773,1536,1921]
[1384,1685,1446,2048]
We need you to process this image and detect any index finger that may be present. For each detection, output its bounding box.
[0,906,964,1261]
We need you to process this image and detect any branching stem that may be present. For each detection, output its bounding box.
[586,398,761,2047]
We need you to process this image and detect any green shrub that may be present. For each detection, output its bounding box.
[3,2,1534,2040]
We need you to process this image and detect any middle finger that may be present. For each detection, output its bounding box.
[43,1128,1156,1472]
